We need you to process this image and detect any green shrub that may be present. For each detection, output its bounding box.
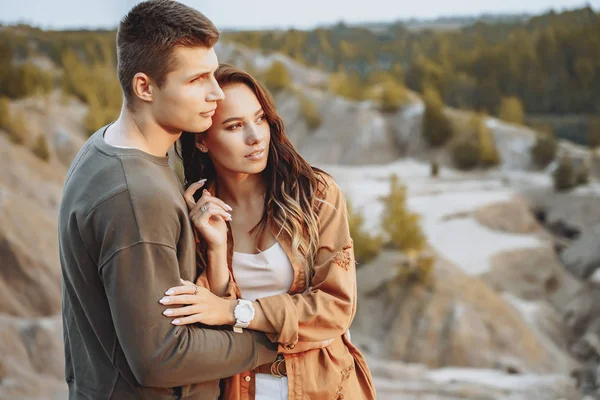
[7,112,27,144]
[2,63,54,99]
[452,140,480,170]
[422,87,453,147]
[588,117,600,149]
[83,97,106,136]
[263,61,291,93]
[0,97,10,129]
[380,174,426,252]
[430,160,440,177]
[328,70,365,101]
[575,165,589,186]
[380,81,408,113]
[32,134,50,161]
[298,94,321,131]
[397,250,435,287]
[498,96,525,125]
[473,113,501,167]
[553,154,576,191]
[531,132,558,168]
[60,50,121,134]
[347,199,382,266]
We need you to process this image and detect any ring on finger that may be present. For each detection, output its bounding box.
[200,204,208,213]
[194,285,199,295]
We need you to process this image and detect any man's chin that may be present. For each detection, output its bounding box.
[182,120,212,134]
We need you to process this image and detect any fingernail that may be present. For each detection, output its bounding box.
[197,179,206,184]
[172,319,181,325]
[226,205,233,211]
[159,298,170,304]
[165,289,174,295]
[163,309,173,315]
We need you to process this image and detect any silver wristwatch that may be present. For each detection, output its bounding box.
[233,299,255,333]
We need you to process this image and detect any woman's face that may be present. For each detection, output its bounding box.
[196,83,271,176]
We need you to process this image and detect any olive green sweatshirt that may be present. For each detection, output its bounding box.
[58,125,276,399]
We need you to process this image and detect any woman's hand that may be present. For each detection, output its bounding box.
[184,179,232,249]
[160,279,236,326]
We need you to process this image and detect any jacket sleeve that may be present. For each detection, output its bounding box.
[255,176,357,347]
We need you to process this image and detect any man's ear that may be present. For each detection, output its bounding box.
[132,72,153,103]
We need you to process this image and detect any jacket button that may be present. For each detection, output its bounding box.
[244,376,251,382]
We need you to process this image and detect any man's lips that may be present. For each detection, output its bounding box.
[200,108,216,117]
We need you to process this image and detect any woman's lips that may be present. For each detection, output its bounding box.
[245,149,265,161]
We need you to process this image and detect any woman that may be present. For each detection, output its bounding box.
[160,64,375,400]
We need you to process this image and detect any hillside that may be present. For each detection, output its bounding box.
[1,13,600,399]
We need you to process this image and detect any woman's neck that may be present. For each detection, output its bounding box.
[215,171,265,209]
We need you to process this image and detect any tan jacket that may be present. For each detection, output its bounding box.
[195,174,376,400]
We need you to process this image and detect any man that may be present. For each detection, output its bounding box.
[58,1,276,399]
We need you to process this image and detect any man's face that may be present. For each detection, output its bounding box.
[151,46,223,134]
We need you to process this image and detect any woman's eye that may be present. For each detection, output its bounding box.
[227,123,242,131]
[256,114,266,123]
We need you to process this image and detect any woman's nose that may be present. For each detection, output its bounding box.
[246,123,263,144]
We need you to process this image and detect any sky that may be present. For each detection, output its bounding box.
[0,0,596,30]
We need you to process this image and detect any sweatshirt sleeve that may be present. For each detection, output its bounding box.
[93,190,276,388]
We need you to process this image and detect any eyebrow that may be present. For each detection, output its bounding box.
[222,108,264,125]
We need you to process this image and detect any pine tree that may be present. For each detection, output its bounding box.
[498,96,525,125]
[380,174,426,252]
[264,61,291,93]
[0,97,10,130]
[347,199,382,266]
[588,117,600,149]
[422,87,453,147]
[531,131,558,168]
[553,153,576,191]
[298,93,321,131]
[452,140,480,170]
[380,80,408,113]
[32,134,50,162]
[7,112,27,145]
[473,113,500,167]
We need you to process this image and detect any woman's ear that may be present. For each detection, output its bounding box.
[195,136,208,153]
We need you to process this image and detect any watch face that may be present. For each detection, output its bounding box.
[235,304,253,323]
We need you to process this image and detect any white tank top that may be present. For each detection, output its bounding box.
[232,242,294,302]
[233,242,293,398]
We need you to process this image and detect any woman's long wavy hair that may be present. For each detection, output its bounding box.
[176,63,329,281]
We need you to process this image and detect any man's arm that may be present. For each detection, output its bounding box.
[91,190,276,388]
[100,242,276,387]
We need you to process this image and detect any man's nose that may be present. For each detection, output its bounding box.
[206,78,225,102]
